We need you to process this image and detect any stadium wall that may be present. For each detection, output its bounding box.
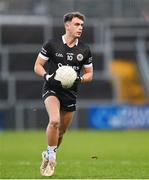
[0,14,149,130]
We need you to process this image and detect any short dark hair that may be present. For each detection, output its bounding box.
[63,11,85,23]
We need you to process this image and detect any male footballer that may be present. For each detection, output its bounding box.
[34,11,93,176]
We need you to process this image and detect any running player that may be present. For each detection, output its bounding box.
[34,11,93,177]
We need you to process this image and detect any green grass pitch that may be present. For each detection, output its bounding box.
[0,130,149,179]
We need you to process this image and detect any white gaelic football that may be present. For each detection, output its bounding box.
[54,66,77,88]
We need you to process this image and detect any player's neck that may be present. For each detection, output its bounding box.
[63,34,78,48]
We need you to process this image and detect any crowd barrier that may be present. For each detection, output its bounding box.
[89,104,149,129]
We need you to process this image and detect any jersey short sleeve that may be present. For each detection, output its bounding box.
[83,47,93,68]
[38,41,52,61]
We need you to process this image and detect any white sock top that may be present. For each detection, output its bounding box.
[46,145,57,161]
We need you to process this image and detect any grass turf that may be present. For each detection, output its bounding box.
[0,130,149,179]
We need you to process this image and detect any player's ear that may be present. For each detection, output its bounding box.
[64,22,70,30]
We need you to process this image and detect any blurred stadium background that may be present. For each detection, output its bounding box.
[0,0,149,130]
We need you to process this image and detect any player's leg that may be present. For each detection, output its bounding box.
[57,111,74,147]
[40,95,60,176]
[45,96,60,148]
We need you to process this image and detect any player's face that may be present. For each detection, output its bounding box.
[67,17,84,38]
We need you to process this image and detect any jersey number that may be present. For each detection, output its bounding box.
[67,54,73,61]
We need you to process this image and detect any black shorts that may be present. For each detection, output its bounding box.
[42,86,77,112]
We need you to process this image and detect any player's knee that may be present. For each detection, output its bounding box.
[49,121,60,129]
[49,118,60,129]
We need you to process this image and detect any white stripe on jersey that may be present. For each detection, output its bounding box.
[83,63,93,68]
[39,53,49,60]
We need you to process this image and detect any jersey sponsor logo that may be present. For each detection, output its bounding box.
[77,54,83,61]
[58,63,80,71]
[66,53,74,61]
[55,53,63,57]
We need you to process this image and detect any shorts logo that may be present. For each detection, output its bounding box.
[67,104,76,107]
[42,90,56,98]
[77,54,83,61]
[42,90,49,98]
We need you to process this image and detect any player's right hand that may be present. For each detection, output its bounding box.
[44,73,62,90]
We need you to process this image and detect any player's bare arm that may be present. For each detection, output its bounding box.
[81,66,93,83]
[34,56,47,77]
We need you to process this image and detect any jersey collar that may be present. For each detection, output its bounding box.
[62,35,78,46]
